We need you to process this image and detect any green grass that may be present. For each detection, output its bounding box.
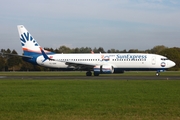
[0,79,180,120]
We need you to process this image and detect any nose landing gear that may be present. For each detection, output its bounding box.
[156,72,160,76]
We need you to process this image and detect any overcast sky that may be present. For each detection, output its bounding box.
[0,0,180,54]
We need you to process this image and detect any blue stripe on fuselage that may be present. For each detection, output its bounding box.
[22,51,54,65]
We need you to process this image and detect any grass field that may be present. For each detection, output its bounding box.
[0,71,180,120]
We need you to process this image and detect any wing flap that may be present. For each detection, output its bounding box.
[65,61,96,69]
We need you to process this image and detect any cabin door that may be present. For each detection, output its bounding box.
[152,56,156,65]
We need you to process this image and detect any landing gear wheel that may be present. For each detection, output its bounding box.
[94,72,99,76]
[156,72,160,76]
[86,71,92,76]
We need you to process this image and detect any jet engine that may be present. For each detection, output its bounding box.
[94,65,114,74]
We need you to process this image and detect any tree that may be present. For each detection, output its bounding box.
[58,46,71,53]
[20,60,34,71]
[7,50,21,71]
[121,49,127,53]
[151,45,168,54]
[92,47,106,53]
[128,49,139,53]
[71,47,80,53]
[0,56,5,71]
[44,47,54,52]
[1,49,12,71]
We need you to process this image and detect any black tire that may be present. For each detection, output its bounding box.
[94,72,99,76]
[86,71,92,76]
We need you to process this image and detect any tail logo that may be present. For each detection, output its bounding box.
[20,32,39,47]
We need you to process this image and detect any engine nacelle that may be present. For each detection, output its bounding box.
[94,65,114,74]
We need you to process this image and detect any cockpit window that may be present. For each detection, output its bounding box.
[161,58,168,61]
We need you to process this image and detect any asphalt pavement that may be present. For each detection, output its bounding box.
[0,76,180,80]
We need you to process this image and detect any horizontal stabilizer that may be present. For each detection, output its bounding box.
[0,52,33,58]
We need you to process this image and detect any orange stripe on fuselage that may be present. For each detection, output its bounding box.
[22,48,52,53]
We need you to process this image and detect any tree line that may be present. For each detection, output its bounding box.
[0,45,179,71]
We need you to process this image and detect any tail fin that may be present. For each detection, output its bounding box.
[17,25,53,56]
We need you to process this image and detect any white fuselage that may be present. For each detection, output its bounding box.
[35,53,175,70]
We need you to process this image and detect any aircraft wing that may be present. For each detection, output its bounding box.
[64,61,98,70]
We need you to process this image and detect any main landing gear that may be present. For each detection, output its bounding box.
[86,71,92,76]
[86,71,99,76]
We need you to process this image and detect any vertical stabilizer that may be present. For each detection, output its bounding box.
[17,25,52,55]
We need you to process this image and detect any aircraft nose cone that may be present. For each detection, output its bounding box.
[172,61,176,67]
[170,61,176,67]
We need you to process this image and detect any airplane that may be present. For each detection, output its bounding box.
[17,25,175,76]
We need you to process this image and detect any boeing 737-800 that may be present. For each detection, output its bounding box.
[17,25,175,76]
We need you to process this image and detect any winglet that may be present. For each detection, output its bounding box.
[39,47,50,62]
